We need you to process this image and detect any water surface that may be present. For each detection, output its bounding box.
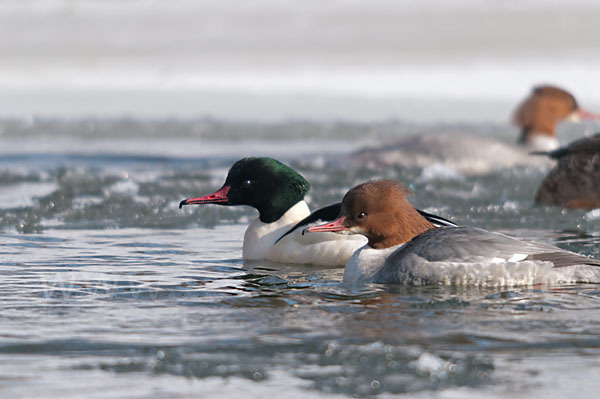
[1,119,600,398]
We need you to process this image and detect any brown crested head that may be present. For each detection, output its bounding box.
[339,180,435,249]
[513,85,579,142]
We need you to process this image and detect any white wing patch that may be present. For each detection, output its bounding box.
[508,253,528,262]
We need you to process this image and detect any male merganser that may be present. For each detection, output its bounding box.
[307,180,600,286]
[534,133,600,209]
[180,158,454,266]
[352,85,599,174]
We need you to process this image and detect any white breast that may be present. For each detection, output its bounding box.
[343,244,403,284]
[525,133,559,152]
[242,201,367,266]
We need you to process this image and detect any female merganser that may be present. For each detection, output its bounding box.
[307,180,600,286]
[534,133,600,209]
[180,157,453,266]
[513,85,595,151]
[352,85,599,174]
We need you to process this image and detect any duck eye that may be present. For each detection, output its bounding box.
[242,179,252,188]
[357,212,367,219]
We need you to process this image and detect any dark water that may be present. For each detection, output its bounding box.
[1,119,600,398]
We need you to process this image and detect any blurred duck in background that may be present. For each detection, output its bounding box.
[534,133,600,209]
[513,85,600,151]
[353,85,599,174]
